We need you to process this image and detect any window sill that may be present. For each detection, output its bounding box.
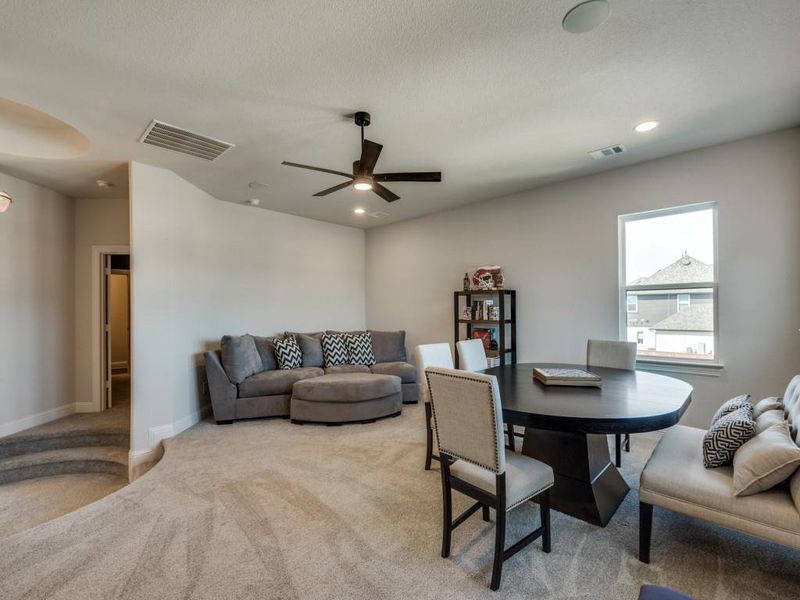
[636,358,724,378]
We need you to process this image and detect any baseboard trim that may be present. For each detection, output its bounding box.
[128,445,164,481]
[0,403,76,438]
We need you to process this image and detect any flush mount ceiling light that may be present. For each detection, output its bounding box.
[562,0,610,34]
[0,190,12,213]
[353,207,366,215]
[353,177,373,191]
[635,120,660,132]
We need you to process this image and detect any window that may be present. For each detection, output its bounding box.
[619,203,717,363]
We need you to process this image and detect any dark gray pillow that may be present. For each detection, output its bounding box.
[251,336,277,371]
[220,334,262,384]
[285,332,324,368]
[703,406,756,468]
[369,330,407,363]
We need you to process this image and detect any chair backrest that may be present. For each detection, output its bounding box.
[415,343,454,403]
[586,339,636,371]
[783,375,800,445]
[425,367,506,474]
[457,338,488,372]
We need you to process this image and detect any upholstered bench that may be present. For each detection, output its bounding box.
[290,373,402,425]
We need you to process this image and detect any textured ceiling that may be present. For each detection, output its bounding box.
[1,1,799,228]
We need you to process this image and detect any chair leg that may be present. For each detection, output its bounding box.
[507,425,516,451]
[482,505,491,522]
[490,507,506,591]
[540,490,551,553]
[424,403,433,471]
[639,502,652,564]
[615,434,622,468]
[440,458,452,559]
[624,433,631,453]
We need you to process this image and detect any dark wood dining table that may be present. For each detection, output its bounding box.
[480,363,693,527]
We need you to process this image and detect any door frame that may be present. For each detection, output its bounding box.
[91,245,130,412]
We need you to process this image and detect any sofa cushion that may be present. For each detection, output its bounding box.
[322,333,350,367]
[252,336,277,371]
[369,330,407,363]
[346,332,376,366]
[703,406,756,468]
[220,334,262,384]
[640,425,800,548]
[274,336,303,370]
[286,331,324,368]
[753,397,783,419]
[370,361,417,383]
[292,373,400,403]
[756,409,786,434]
[733,421,800,496]
[710,394,752,426]
[238,367,323,398]
[323,364,371,375]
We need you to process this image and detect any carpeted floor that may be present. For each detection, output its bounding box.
[0,404,796,600]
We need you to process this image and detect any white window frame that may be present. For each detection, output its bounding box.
[618,202,723,376]
[677,293,691,312]
[626,294,638,313]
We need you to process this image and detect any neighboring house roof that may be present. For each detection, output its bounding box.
[631,253,713,285]
[650,303,713,332]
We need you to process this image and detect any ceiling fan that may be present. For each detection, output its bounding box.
[281,111,441,203]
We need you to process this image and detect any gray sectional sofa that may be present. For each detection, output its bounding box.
[204,330,419,424]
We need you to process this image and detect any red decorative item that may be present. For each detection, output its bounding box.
[471,265,503,290]
[472,328,492,350]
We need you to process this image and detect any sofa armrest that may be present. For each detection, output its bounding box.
[204,350,236,422]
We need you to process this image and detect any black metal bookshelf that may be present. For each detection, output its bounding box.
[453,289,517,368]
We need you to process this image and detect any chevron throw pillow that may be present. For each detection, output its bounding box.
[322,333,350,367]
[346,332,376,366]
[274,335,303,370]
[710,394,752,426]
[703,406,756,468]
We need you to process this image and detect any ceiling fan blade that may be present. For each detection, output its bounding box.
[312,180,353,197]
[358,140,383,175]
[281,161,352,179]
[373,172,441,182]
[372,183,400,203]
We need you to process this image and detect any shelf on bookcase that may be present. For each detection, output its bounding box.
[455,289,515,296]
[457,319,512,324]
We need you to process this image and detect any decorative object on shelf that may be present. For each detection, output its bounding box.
[471,265,503,290]
[532,367,602,388]
[490,337,499,351]
[472,328,492,350]
[461,306,473,320]
[454,289,516,368]
[463,272,470,291]
[488,306,499,321]
[0,190,12,213]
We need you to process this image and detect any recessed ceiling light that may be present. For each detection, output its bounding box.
[248,181,269,190]
[353,208,366,215]
[247,198,261,206]
[95,179,114,188]
[562,0,610,34]
[635,121,659,133]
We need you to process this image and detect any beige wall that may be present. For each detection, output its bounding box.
[129,162,366,454]
[73,197,129,409]
[0,171,75,436]
[365,128,800,427]
[109,273,129,367]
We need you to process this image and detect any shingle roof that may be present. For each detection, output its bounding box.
[650,303,713,332]
[631,253,713,285]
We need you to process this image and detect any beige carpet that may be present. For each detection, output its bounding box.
[0,405,796,600]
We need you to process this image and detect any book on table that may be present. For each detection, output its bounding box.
[532,367,602,387]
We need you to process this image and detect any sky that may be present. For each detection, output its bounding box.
[624,208,714,284]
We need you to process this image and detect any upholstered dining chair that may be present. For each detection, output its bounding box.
[586,339,637,467]
[415,343,454,470]
[457,338,519,451]
[426,367,554,591]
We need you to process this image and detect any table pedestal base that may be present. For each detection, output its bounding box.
[521,428,629,527]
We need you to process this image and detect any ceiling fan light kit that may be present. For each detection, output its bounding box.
[281,111,441,203]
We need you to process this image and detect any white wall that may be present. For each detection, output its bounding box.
[129,162,366,454]
[366,128,800,427]
[73,197,129,409]
[0,171,75,436]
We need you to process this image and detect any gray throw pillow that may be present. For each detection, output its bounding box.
[703,406,756,468]
[286,331,324,368]
[274,336,303,370]
[710,394,752,426]
[755,408,786,435]
[733,421,800,496]
[752,397,783,419]
[220,334,262,384]
[252,336,277,371]
[369,330,407,363]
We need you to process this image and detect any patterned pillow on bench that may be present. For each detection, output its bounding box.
[703,406,756,468]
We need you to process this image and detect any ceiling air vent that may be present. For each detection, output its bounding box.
[139,120,234,161]
[588,144,627,160]
[368,211,390,219]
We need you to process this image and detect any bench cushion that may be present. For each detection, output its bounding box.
[292,373,401,403]
[238,367,323,398]
[370,361,417,384]
[640,425,800,549]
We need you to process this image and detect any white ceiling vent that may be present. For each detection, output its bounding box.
[139,120,234,161]
[588,144,627,160]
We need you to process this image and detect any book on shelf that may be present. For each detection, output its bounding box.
[469,299,496,321]
[532,367,602,387]
[471,328,493,349]
[486,356,501,368]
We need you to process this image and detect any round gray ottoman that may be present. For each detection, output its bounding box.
[290,373,402,425]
